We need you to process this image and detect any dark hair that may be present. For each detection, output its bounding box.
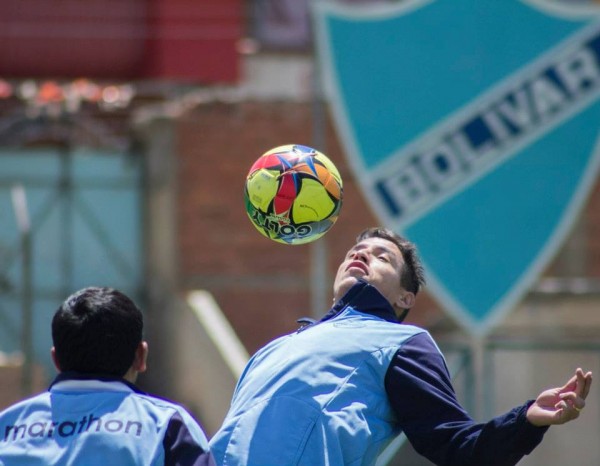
[356,227,425,295]
[51,287,143,377]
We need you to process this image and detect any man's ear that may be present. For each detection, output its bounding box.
[395,291,415,310]
[133,341,148,374]
[50,347,61,372]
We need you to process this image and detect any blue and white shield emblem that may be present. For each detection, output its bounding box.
[313,0,600,335]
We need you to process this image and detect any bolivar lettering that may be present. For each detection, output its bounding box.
[375,29,600,224]
[3,414,142,441]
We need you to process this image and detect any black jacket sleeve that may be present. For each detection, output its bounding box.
[163,411,215,466]
[384,332,548,466]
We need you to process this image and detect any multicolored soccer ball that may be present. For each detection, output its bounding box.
[244,144,343,245]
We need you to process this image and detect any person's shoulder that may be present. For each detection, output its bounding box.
[400,328,445,358]
[132,392,182,409]
[131,392,197,420]
[364,320,430,353]
[388,322,430,340]
[398,322,428,334]
[131,393,209,439]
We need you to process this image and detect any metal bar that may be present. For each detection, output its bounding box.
[310,47,329,318]
[20,229,33,396]
[0,186,62,273]
[60,148,74,298]
[10,184,33,396]
[483,340,495,419]
[0,301,19,349]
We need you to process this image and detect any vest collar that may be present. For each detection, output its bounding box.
[49,371,146,394]
[321,280,400,324]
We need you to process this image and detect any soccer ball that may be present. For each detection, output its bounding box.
[244,144,343,245]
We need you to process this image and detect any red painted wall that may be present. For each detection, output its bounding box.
[0,0,242,82]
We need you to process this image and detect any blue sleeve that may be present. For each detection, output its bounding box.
[384,332,548,466]
[163,412,215,466]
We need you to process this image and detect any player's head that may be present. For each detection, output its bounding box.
[357,227,425,296]
[333,227,425,316]
[51,287,144,377]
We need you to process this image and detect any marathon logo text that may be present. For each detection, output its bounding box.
[3,413,142,441]
[375,28,600,225]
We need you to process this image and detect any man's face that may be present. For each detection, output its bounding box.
[333,236,410,309]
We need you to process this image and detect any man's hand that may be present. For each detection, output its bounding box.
[526,368,592,426]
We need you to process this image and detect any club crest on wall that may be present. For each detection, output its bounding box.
[313,0,600,335]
